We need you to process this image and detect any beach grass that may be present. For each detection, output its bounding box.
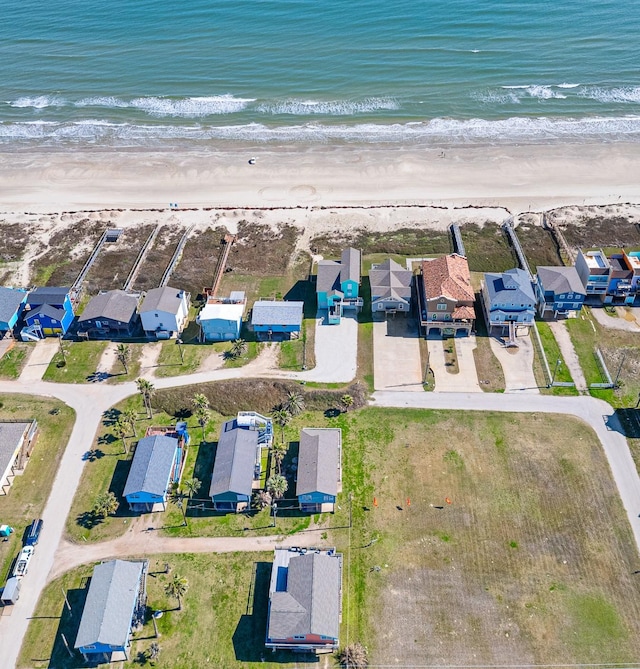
[0,342,33,379]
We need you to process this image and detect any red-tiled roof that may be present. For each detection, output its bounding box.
[421,254,474,302]
[452,305,476,320]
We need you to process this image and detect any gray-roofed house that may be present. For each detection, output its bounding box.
[139,286,190,339]
[316,247,361,324]
[123,435,182,512]
[266,547,343,653]
[21,286,74,339]
[74,559,147,663]
[297,428,342,513]
[251,300,304,341]
[481,268,537,337]
[535,266,586,318]
[0,287,27,333]
[0,420,38,495]
[77,290,140,338]
[369,258,413,315]
[210,418,261,512]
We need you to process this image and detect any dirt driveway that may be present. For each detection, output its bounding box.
[547,320,587,391]
[428,335,481,392]
[489,334,539,393]
[373,315,423,391]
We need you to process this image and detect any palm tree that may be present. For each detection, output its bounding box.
[230,338,247,359]
[192,393,210,411]
[113,417,129,454]
[194,406,210,443]
[283,390,305,416]
[164,573,188,611]
[184,477,201,502]
[340,394,354,412]
[271,407,291,444]
[93,491,118,519]
[338,642,369,668]
[271,441,288,475]
[136,378,155,418]
[252,489,273,510]
[123,408,138,437]
[169,488,188,526]
[116,343,131,375]
[266,474,288,500]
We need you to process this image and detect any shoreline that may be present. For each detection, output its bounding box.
[1,140,639,214]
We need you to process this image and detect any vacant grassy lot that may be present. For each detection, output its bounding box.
[105,343,145,384]
[0,343,33,379]
[0,395,74,583]
[43,341,108,383]
[130,226,185,291]
[461,222,516,272]
[515,216,563,271]
[154,339,212,378]
[556,213,640,250]
[535,321,575,387]
[473,298,506,392]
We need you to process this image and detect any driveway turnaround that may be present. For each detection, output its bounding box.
[489,335,539,393]
[547,320,587,391]
[373,316,423,391]
[428,336,481,392]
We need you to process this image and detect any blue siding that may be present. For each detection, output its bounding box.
[125,491,165,505]
[299,492,336,504]
[254,324,300,333]
[341,279,359,299]
[201,317,241,341]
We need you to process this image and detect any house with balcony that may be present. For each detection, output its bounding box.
[536,266,586,318]
[316,248,362,324]
[139,286,190,339]
[418,254,475,337]
[76,290,140,338]
[251,300,304,341]
[481,268,536,338]
[196,291,246,341]
[21,286,74,340]
[369,258,413,315]
[575,249,640,305]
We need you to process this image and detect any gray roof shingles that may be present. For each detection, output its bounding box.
[210,420,258,498]
[78,290,139,324]
[296,429,340,498]
[251,301,304,327]
[27,286,70,306]
[0,422,30,481]
[74,560,144,650]
[123,435,178,499]
[369,258,412,302]
[0,287,26,325]
[140,287,187,315]
[267,551,342,641]
[340,247,360,285]
[537,266,586,296]
[484,268,536,306]
[316,261,342,294]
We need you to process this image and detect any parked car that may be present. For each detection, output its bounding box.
[13,546,34,578]
[24,519,43,547]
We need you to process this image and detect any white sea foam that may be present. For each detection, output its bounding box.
[580,86,640,104]
[75,95,255,116]
[499,85,566,99]
[256,97,400,115]
[9,95,66,109]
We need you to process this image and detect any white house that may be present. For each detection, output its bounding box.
[139,286,190,339]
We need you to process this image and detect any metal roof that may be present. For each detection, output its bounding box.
[78,290,139,324]
[123,435,178,498]
[369,258,412,302]
[209,420,258,498]
[140,286,188,315]
[484,268,536,306]
[0,287,26,325]
[267,549,342,641]
[251,301,304,327]
[74,560,144,650]
[296,428,340,497]
[197,301,245,324]
[26,286,70,306]
[537,266,586,296]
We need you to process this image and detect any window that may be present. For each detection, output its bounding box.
[377,303,384,310]
[437,303,447,311]
[432,314,437,320]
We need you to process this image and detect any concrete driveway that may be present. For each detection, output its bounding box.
[373,315,423,391]
[428,335,481,392]
[18,339,58,382]
[489,334,539,393]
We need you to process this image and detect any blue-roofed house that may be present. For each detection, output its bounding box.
[21,286,74,339]
[266,547,343,653]
[251,300,304,341]
[535,266,586,318]
[197,291,246,342]
[74,559,147,663]
[296,428,342,513]
[123,433,184,512]
[481,268,536,337]
[0,287,27,334]
[316,248,361,324]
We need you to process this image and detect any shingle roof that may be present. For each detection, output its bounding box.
[340,248,361,285]
[210,420,258,498]
[0,422,31,481]
[422,254,474,302]
[537,266,586,296]
[297,429,340,497]
[0,287,26,325]
[484,268,536,306]
[123,435,178,498]
[267,550,342,641]
[140,287,188,315]
[26,304,66,322]
[316,261,342,294]
[27,286,70,306]
[369,259,412,302]
[78,290,139,324]
[251,301,304,327]
[74,560,144,650]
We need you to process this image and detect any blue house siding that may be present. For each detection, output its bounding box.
[341,279,359,299]
[24,291,74,336]
[201,317,242,341]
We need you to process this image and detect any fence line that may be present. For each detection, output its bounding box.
[592,347,615,388]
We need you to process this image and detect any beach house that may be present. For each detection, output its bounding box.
[481,268,536,337]
[76,290,140,338]
[196,291,246,341]
[316,247,362,324]
[139,286,190,339]
[265,547,343,653]
[74,559,147,663]
[0,420,38,495]
[251,300,304,340]
[575,249,640,305]
[21,286,74,340]
[0,287,27,334]
[418,254,475,337]
[296,428,342,513]
[368,258,413,315]
[535,266,586,318]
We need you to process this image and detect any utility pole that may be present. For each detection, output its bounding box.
[614,350,627,388]
[549,358,562,387]
[177,338,184,364]
[271,502,278,527]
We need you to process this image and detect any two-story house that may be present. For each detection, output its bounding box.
[575,249,640,305]
[21,286,74,339]
[316,248,361,324]
[296,428,342,513]
[368,258,413,315]
[536,266,586,318]
[139,286,190,339]
[481,268,536,337]
[419,254,475,337]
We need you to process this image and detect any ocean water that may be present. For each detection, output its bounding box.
[2,0,640,147]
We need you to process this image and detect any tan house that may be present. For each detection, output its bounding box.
[419,254,475,336]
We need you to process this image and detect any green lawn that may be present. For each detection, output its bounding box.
[43,341,108,383]
[105,343,145,383]
[0,395,75,583]
[564,312,608,386]
[154,339,212,378]
[223,341,261,369]
[534,321,576,388]
[0,343,33,379]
